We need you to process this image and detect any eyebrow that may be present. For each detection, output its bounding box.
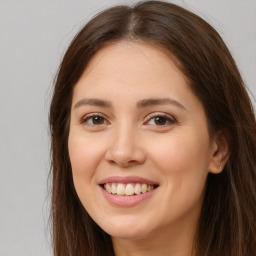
[73,97,187,111]
[74,98,112,109]
[137,98,187,111]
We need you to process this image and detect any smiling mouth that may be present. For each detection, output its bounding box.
[102,183,159,196]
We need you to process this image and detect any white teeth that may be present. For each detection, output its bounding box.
[104,183,156,196]
[111,183,117,194]
[141,184,147,193]
[105,183,111,193]
[117,184,125,195]
[147,185,153,192]
[134,183,142,194]
[125,184,134,195]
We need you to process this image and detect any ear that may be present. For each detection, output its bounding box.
[208,131,230,174]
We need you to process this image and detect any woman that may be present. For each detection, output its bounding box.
[49,1,256,255]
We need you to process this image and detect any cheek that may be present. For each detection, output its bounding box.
[147,130,211,201]
[68,133,105,185]
[144,132,210,224]
[68,133,107,214]
[149,129,211,173]
[69,128,105,162]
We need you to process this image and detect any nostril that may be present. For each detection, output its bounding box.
[107,159,140,167]
[108,160,116,165]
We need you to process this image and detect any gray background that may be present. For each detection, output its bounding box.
[0,1,255,255]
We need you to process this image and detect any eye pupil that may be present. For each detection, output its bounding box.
[155,116,166,125]
[93,116,104,124]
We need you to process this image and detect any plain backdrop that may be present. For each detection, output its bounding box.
[0,1,255,255]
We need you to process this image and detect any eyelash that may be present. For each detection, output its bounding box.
[80,112,176,127]
[144,112,176,126]
[80,113,108,126]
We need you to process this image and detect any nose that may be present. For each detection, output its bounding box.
[105,124,146,167]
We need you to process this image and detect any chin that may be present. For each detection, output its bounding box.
[98,215,155,240]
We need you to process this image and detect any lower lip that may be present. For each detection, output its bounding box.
[100,186,157,207]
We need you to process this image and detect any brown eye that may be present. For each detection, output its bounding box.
[82,115,108,125]
[147,115,175,126]
[154,116,167,125]
[92,116,104,125]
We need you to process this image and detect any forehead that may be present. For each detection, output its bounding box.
[73,41,191,99]
[82,41,181,76]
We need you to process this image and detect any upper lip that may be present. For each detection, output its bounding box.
[99,176,159,185]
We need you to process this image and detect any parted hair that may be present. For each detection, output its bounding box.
[49,1,256,255]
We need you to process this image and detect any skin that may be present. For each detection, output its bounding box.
[68,41,229,256]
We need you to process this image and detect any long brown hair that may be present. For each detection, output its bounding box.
[49,1,256,255]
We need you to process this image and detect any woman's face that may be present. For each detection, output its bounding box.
[68,41,219,241]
